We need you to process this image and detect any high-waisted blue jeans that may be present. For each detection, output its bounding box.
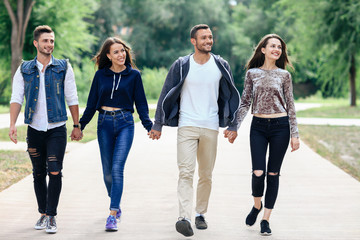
[97,110,134,211]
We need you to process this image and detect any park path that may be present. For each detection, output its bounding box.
[0,110,359,239]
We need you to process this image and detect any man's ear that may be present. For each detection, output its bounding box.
[190,38,196,46]
[33,40,38,48]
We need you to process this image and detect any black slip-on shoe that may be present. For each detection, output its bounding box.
[195,215,207,229]
[260,219,272,236]
[175,219,194,237]
[246,202,263,226]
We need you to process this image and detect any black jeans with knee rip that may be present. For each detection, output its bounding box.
[249,116,290,209]
[27,125,67,216]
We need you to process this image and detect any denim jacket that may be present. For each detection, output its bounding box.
[21,56,68,124]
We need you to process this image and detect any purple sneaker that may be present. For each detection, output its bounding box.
[105,215,118,231]
[116,209,122,222]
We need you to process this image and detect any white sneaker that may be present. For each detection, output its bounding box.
[45,216,57,233]
[34,215,47,230]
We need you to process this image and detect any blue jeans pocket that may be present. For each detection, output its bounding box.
[97,113,106,129]
[121,111,134,124]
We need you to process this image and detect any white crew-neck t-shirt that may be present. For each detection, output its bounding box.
[178,55,222,131]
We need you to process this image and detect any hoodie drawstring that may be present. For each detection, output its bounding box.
[110,74,121,99]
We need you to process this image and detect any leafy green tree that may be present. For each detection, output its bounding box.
[279,0,360,106]
[0,0,99,105]
[226,0,294,89]
[25,0,98,62]
[122,0,230,68]
[90,0,125,53]
[3,0,35,79]
[319,0,359,106]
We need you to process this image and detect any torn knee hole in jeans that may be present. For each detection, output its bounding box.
[28,148,40,158]
[48,155,57,162]
[253,170,264,177]
[268,172,279,176]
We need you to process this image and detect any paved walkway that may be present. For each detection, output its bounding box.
[0,114,360,240]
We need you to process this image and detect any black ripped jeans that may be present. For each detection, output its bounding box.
[249,116,290,209]
[27,125,67,216]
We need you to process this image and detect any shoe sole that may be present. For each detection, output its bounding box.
[105,228,118,231]
[195,225,207,230]
[260,232,272,236]
[34,226,46,230]
[46,229,57,234]
[175,222,193,237]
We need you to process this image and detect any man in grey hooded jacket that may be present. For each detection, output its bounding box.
[149,24,240,237]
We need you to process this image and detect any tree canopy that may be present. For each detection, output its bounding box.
[0,0,358,105]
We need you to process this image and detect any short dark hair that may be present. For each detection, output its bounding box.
[190,24,210,39]
[33,25,53,41]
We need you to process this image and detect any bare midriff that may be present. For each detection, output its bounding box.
[254,112,288,118]
[101,106,121,111]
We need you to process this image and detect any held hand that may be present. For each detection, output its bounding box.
[223,129,238,144]
[71,128,83,141]
[148,129,161,140]
[9,125,18,144]
[291,137,300,152]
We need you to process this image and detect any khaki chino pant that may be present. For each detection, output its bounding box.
[177,126,218,219]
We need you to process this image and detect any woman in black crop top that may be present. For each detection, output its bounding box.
[80,37,152,231]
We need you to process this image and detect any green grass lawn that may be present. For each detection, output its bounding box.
[0,105,10,114]
[296,104,360,118]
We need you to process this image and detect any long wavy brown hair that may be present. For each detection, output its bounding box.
[246,34,293,71]
[93,37,137,70]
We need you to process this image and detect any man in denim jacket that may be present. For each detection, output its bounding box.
[149,24,240,237]
[9,25,82,234]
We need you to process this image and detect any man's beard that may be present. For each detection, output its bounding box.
[38,43,53,56]
[196,43,212,54]
[39,49,52,56]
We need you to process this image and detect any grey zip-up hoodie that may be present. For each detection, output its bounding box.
[152,53,241,132]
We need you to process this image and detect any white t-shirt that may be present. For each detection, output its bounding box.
[10,59,79,131]
[178,55,222,131]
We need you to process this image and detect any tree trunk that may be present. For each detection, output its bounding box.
[4,0,35,80]
[349,54,356,107]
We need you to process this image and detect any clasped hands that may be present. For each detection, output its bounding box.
[223,129,237,143]
[148,129,161,140]
[148,129,237,144]
[70,128,83,141]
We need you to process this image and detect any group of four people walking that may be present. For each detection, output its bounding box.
[9,23,299,236]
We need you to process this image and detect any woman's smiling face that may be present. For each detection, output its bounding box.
[261,38,282,61]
